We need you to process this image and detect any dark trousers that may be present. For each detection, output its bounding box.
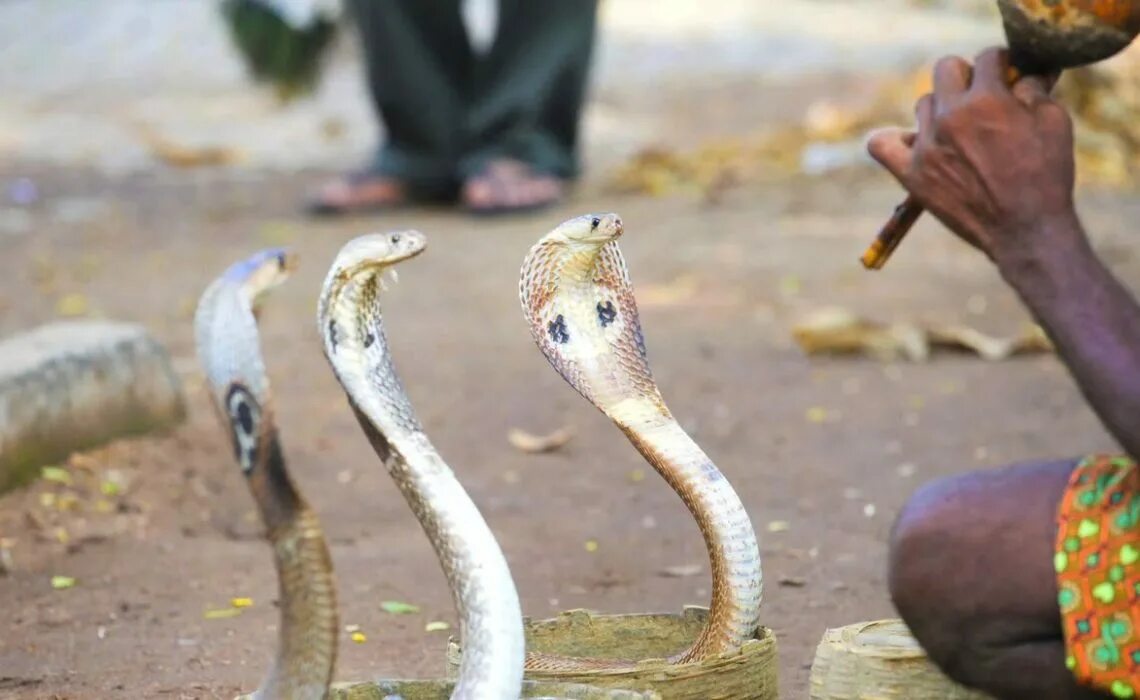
[346,0,599,193]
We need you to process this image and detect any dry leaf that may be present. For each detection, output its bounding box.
[40,466,72,485]
[792,308,1053,363]
[792,307,928,362]
[379,600,419,615]
[507,427,574,454]
[424,621,450,632]
[778,576,807,588]
[658,564,702,578]
[637,274,700,308]
[138,124,243,168]
[55,293,90,318]
[51,575,76,590]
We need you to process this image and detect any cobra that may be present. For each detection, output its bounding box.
[194,248,338,700]
[518,213,763,668]
[316,231,526,700]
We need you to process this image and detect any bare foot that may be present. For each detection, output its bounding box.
[306,172,408,216]
[461,159,563,215]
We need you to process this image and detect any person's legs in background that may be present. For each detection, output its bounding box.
[459,0,600,215]
[309,0,472,214]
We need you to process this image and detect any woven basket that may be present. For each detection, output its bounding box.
[809,619,994,700]
[328,678,659,699]
[446,606,778,700]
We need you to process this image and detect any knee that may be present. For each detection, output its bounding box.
[888,475,978,679]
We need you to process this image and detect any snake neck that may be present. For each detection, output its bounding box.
[255,505,339,700]
[610,404,763,661]
[324,278,525,699]
[247,426,303,534]
[351,410,526,700]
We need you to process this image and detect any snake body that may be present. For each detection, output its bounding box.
[518,213,763,668]
[194,248,339,700]
[316,232,526,700]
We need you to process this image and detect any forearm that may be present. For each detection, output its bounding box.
[998,215,1140,459]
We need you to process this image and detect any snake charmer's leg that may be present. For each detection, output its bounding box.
[889,458,1114,699]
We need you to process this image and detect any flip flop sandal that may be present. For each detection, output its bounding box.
[463,163,564,218]
[305,171,412,217]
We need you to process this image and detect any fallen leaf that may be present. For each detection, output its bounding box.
[584,539,599,553]
[792,307,927,362]
[778,576,807,587]
[424,621,451,632]
[40,466,72,485]
[637,274,700,308]
[51,575,76,590]
[55,293,90,318]
[767,520,790,533]
[379,600,420,615]
[204,608,242,620]
[350,631,367,643]
[658,564,702,578]
[805,407,828,424]
[137,124,243,168]
[792,307,1054,362]
[507,426,574,454]
[628,469,646,483]
[230,597,253,609]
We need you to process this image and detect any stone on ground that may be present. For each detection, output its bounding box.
[0,321,186,492]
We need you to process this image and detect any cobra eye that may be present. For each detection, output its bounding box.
[390,233,401,243]
[590,217,601,229]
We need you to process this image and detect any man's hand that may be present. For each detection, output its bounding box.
[867,47,1078,268]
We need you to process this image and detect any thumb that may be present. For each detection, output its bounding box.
[866,127,915,184]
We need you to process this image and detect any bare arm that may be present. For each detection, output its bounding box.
[997,214,1140,458]
[867,46,1140,459]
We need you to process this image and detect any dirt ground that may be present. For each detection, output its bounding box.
[2,159,1138,698]
[2,5,1140,698]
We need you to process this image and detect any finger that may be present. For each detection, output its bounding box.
[1011,74,1051,107]
[915,93,934,147]
[932,55,971,100]
[866,127,915,182]
[971,46,1011,91]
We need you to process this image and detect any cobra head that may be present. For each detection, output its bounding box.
[996,0,1140,74]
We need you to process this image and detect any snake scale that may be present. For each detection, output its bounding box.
[194,248,338,700]
[317,232,527,700]
[518,213,763,668]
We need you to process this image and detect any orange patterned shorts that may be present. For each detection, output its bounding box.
[1056,454,1140,697]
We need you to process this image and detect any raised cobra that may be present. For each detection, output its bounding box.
[519,213,763,667]
[194,248,339,700]
[316,232,526,700]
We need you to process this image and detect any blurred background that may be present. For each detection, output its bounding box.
[0,1,1138,698]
